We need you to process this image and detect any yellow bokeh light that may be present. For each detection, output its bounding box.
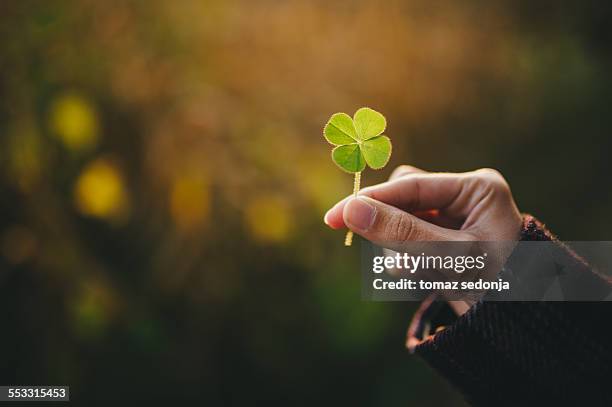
[169,175,210,231]
[74,159,128,220]
[49,92,99,151]
[245,196,291,243]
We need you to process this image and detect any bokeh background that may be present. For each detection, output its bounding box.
[2,0,612,405]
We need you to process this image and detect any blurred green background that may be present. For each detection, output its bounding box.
[1,0,612,405]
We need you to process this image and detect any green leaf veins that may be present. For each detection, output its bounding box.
[323,107,391,173]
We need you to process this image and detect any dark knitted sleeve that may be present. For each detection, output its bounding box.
[407,216,612,406]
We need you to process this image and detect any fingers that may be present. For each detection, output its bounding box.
[324,164,428,229]
[324,172,468,229]
[342,196,472,251]
[324,165,423,229]
[389,164,426,180]
[412,209,464,230]
[382,165,461,229]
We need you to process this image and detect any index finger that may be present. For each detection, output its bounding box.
[324,173,468,229]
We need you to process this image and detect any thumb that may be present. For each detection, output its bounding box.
[343,196,471,251]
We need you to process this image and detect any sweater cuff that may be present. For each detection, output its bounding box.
[519,214,554,241]
[406,214,554,352]
[405,215,612,405]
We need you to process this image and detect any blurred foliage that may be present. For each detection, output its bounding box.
[2,0,612,405]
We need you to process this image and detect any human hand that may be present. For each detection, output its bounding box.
[324,166,523,313]
[324,166,522,247]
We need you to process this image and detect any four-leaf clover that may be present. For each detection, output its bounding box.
[323,107,392,173]
[323,107,392,246]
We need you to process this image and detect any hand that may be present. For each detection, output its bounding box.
[324,166,522,247]
[324,166,523,314]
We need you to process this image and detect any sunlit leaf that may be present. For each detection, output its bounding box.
[361,135,392,169]
[332,144,366,173]
[324,108,391,174]
[324,113,358,145]
[353,107,386,140]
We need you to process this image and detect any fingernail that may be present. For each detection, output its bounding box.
[345,197,376,231]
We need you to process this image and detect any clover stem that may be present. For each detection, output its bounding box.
[344,171,361,246]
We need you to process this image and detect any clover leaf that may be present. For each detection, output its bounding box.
[323,107,392,246]
[324,107,392,173]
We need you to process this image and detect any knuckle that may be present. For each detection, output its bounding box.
[473,168,510,194]
[390,165,412,179]
[475,167,502,179]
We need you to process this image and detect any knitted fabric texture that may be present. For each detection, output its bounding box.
[409,216,612,406]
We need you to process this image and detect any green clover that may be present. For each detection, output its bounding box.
[324,107,392,173]
[323,107,392,246]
